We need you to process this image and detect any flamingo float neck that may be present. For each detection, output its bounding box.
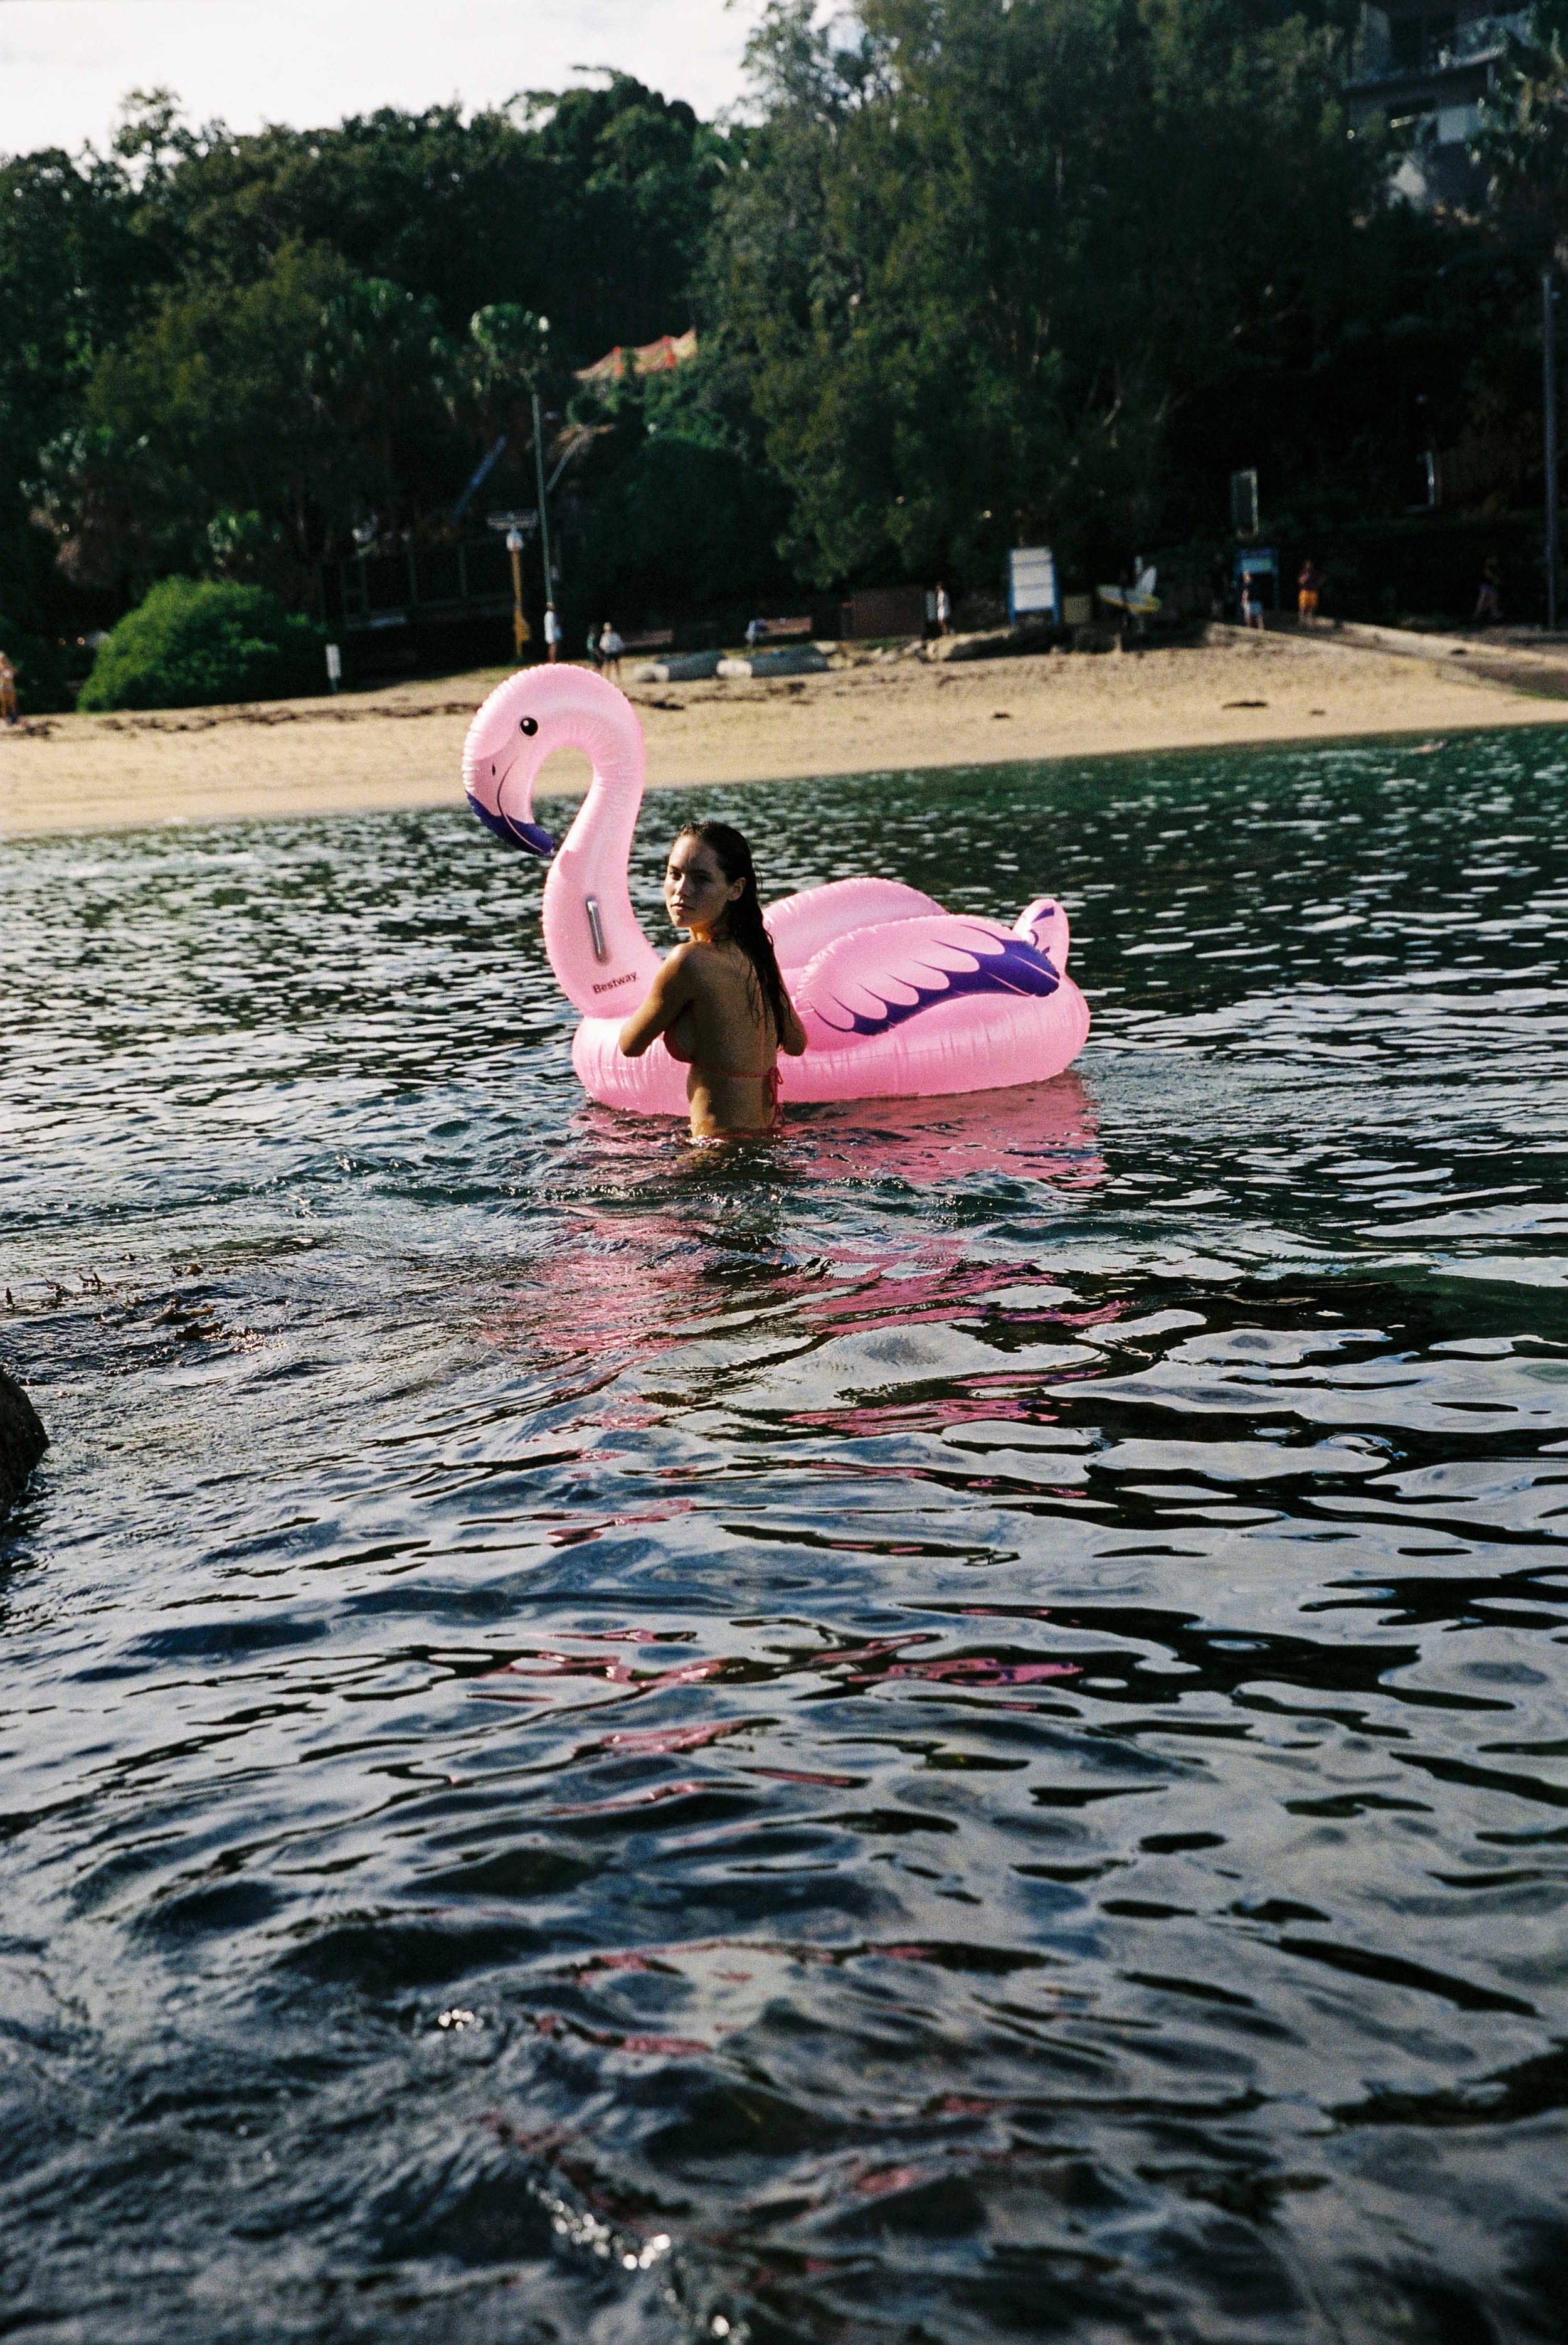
[461,664,664,1021]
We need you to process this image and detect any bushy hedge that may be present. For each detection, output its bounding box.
[78,577,326,712]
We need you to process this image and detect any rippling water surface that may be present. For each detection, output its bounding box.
[5,730,1568,2344]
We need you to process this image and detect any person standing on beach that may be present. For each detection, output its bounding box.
[1240,569,1267,631]
[935,582,951,636]
[1474,558,1503,625]
[1297,558,1321,627]
[0,650,17,725]
[599,621,623,679]
[586,623,603,669]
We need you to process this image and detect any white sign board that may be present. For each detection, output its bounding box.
[1008,546,1057,625]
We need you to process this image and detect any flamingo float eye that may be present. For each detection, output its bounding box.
[519,716,538,736]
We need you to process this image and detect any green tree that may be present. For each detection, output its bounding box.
[566,343,796,624]
[450,303,551,449]
[1476,3,1568,260]
[521,77,729,352]
[0,145,142,628]
[9,78,732,625]
[715,0,1387,587]
[30,242,360,595]
[106,80,724,362]
[305,275,456,534]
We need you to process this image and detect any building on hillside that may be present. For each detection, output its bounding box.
[575,330,698,388]
[1345,6,1528,207]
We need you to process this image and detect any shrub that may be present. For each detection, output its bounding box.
[78,577,326,712]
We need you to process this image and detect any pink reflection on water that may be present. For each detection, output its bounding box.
[745,1765,864,1788]
[474,1075,1103,1392]
[599,1718,753,1757]
[546,1499,696,1548]
[854,2163,924,2198]
[477,1210,718,1369]
[544,1775,706,1819]
[794,1070,1103,1191]
[469,1629,1079,1718]
[530,2009,712,2056]
[884,1656,1077,1686]
[784,1377,1057,1438]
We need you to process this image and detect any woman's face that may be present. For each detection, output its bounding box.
[664,836,743,934]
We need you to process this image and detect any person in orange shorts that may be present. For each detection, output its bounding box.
[1297,557,1321,626]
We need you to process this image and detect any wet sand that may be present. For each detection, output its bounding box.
[3,627,1562,838]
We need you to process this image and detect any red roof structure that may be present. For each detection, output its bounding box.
[576,329,698,385]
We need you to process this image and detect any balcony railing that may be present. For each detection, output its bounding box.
[1355,8,1528,82]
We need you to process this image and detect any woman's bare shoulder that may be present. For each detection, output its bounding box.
[673,939,728,986]
[660,939,706,981]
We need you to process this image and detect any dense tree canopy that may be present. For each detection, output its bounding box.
[1,4,1564,704]
[716,0,1451,583]
[1,75,730,626]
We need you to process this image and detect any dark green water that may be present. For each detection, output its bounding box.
[3,729,1568,2344]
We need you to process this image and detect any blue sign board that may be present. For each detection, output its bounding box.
[1008,546,1058,627]
[1234,547,1278,607]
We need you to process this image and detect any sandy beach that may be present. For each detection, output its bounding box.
[3,625,1564,839]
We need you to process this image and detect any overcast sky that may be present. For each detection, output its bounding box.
[0,0,766,160]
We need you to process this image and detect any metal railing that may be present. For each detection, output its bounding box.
[330,538,516,632]
[1353,8,1527,82]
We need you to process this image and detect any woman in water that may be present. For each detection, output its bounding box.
[618,819,807,1137]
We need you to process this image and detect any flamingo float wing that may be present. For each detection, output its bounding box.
[765,875,943,973]
[1012,896,1072,973]
[795,915,1061,1048]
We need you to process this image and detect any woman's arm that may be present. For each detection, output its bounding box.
[778,987,808,1058]
[618,944,697,1058]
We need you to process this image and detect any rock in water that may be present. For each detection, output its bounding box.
[0,1366,48,1515]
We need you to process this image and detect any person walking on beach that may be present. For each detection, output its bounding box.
[599,620,623,679]
[1240,569,1267,631]
[1474,557,1503,626]
[0,649,17,725]
[935,582,951,636]
[1297,557,1321,627]
[618,819,807,1140]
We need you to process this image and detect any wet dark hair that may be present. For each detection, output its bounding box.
[672,819,793,1045]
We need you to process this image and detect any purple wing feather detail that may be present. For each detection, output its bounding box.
[800,917,1061,1041]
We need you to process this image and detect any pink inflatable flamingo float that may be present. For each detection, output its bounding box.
[462,664,1089,1114]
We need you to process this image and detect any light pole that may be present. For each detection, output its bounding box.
[505,527,528,662]
[531,386,558,661]
[1545,269,1560,632]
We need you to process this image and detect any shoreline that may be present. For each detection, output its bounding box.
[3,629,1564,840]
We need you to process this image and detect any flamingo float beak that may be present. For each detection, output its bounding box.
[465,715,558,858]
[469,793,557,857]
[511,816,559,858]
